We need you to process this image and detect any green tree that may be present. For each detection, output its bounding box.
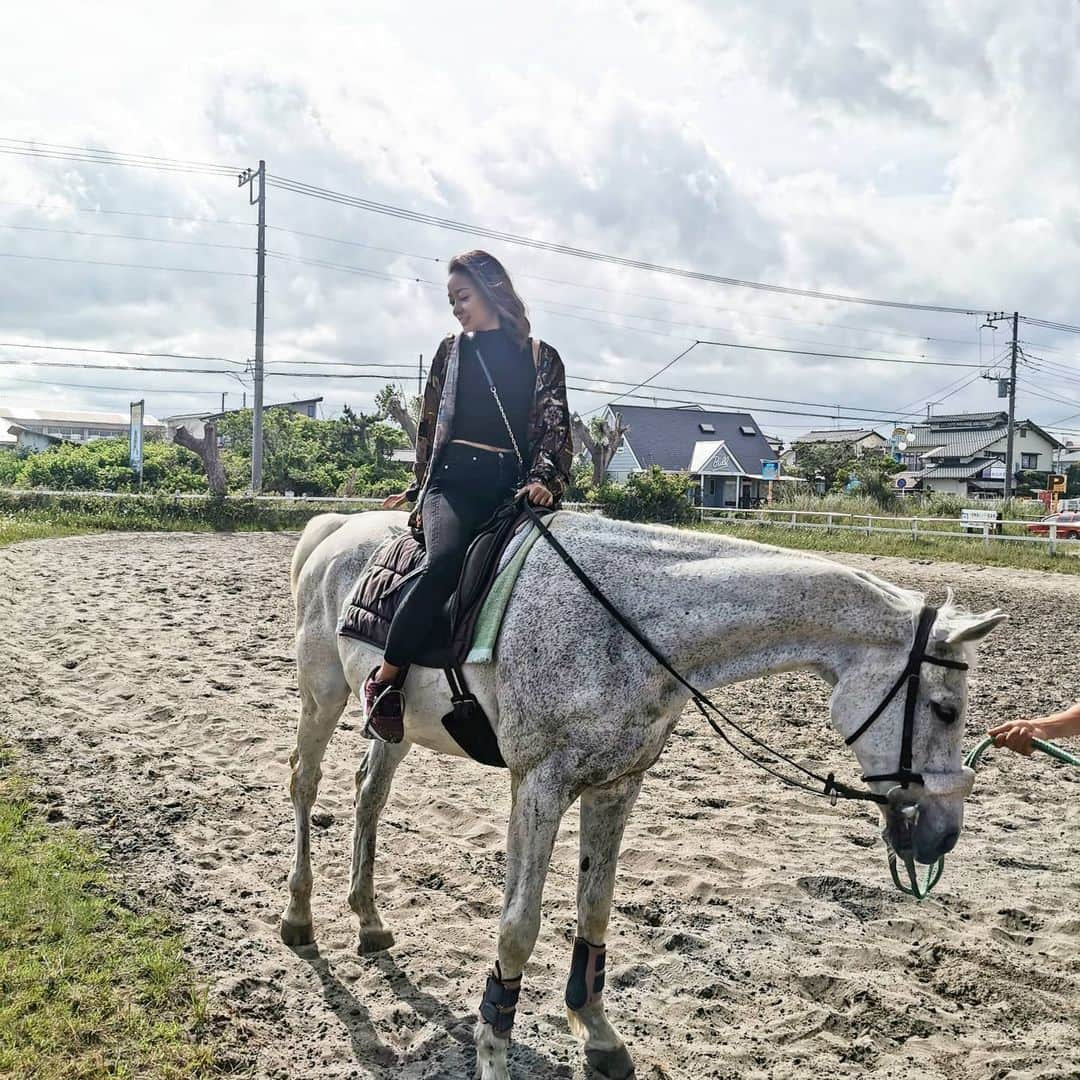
[215,406,412,496]
[788,442,856,491]
[834,454,904,509]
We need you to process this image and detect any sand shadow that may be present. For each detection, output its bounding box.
[293,943,567,1078]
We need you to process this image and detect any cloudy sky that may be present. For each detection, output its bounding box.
[3,0,1080,443]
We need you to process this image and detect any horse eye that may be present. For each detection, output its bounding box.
[931,701,958,725]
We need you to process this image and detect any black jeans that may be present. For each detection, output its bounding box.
[383,442,519,667]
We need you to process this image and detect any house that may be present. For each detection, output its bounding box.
[0,422,62,453]
[0,406,164,445]
[897,411,1063,497]
[1057,440,1080,471]
[601,404,780,508]
[781,427,887,468]
[164,397,323,439]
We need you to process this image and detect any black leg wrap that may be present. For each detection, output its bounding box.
[565,937,606,1011]
[479,963,521,1036]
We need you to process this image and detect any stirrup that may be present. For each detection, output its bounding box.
[362,667,407,744]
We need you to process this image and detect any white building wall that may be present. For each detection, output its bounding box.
[921,477,969,497]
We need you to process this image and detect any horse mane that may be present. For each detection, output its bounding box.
[557,510,924,616]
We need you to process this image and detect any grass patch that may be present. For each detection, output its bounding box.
[0,746,245,1079]
[0,518,92,546]
[0,491,357,547]
[698,519,1080,575]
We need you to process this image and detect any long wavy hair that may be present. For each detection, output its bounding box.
[448,250,532,349]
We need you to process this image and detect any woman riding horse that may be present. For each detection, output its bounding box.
[362,250,574,740]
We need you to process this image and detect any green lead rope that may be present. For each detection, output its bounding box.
[964,735,1080,769]
[898,735,1080,901]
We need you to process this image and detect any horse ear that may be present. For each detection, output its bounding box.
[944,609,1008,644]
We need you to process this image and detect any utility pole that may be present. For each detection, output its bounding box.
[1004,310,1019,502]
[220,391,227,414]
[418,353,423,398]
[982,311,1020,502]
[239,160,267,492]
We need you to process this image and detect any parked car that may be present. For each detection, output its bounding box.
[1025,512,1080,539]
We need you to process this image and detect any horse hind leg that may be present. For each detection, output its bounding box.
[280,669,349,947]
[347,737,411,954]
[566,773,643,1080]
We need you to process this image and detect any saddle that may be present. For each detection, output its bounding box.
[339,500,539,767]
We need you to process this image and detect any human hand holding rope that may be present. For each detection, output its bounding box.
[988,701,1080,756]
[514,481,553,507]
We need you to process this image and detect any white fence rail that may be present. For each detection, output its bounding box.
[3,487,1071,555]
[696,506,1077,556]
[0,487,602,512]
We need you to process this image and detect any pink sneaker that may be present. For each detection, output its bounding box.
[362,667,405,743]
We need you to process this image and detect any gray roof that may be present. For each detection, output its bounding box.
[607,404,777,476]
[921,460,995,479]
[925,411,1008,426]
[913,428,1005,458]
[907,416,1064,454]
[164,397,323,423]
[792,428,884,444]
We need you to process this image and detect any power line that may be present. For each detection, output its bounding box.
[693,338,985,369]
[0,251,252,276]
[273,247,988,360]
[266,172,989,316]
[1021,315,1080,335]
[574,374,934,419]
[0,138,237,178]
[0,198,252,228]
[0,222,254,252]
[268,221,993,352]
[0,341,245,364]
[0,357,246,376]
[0,372,231,394]
[605,342,699,411]
[567,383,927,424]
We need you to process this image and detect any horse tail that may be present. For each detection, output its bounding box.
[290,513,351,599]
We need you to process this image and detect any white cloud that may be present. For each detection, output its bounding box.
[0,0,1079,438]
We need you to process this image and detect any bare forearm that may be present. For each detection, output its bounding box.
[1037,702,1080,738]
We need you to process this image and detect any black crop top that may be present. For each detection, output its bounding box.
[452,329,534,456]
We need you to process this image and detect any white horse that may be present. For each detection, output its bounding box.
[281,509,1005,1080]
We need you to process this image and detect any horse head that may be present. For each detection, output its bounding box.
[829,589,1006,869]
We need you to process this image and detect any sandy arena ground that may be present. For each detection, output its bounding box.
[1,530,1079,1080]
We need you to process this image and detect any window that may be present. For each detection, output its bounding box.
[698,423,715,433]
[1021,453,1039,469]
[739,425,756,436]
[1019,427,1028,438]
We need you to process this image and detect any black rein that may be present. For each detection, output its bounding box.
[520,501,968,809]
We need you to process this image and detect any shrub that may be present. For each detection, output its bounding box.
[590,466,695,524]
[924,493,966,518]
[564,460,594,503]
[9,438,206,493]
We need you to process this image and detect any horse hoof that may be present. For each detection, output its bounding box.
[356,927,395,954]
[279,918,315,947]
[585,1044,635,1080]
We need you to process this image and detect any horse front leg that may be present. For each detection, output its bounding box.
[347,737,411,953]
[280,675,349,947]
[474,764,574,1080]
[566,773,643,1080]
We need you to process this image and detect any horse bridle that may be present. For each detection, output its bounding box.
[844,604,970,795]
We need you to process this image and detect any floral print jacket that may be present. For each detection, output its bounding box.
[404,331,573,529]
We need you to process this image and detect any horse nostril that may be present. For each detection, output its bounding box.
[937,829,960,857]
